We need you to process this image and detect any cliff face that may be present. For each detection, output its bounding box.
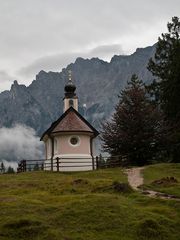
[0,45,156,135]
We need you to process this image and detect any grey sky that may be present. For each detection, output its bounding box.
[0,0,179,92]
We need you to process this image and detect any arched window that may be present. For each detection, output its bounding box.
[69,99,74,107]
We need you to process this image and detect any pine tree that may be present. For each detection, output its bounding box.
[148,16,180,120]
[98,153,106,168]
[0,162,5,173]
[148,16,180,162]
[7,166,15,174]
[101,75,164,166]
[33,162,39,171]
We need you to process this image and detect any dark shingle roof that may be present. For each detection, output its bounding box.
[40,107,99,140]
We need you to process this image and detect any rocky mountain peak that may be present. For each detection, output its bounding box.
[13,80,19,85]
[0,45,155,135]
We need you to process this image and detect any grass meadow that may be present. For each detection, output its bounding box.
[0,165,179,240]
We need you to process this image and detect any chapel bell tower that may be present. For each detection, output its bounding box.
[64,70,78,112]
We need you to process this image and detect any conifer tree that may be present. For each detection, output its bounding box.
[148,16,180,162]
[7,166,15,174]
[33,162,39,171]
[0,162,5,173]
[101,75,164,166]
[148,16,180,119]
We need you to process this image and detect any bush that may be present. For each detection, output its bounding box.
[112,181,133,193]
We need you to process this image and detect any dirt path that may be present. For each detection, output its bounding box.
[125,167,180,200]
[125,167,144,190]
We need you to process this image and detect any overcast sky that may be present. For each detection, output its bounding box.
[0,0,179,92]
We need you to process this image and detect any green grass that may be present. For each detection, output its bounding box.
[142,163,180,197]
[0,167,180,240]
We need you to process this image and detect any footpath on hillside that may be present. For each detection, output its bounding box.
[125,167,180,200]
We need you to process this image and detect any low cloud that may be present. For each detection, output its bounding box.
[0,125,44,166]
[90,44,123,59]
[17,44,123,80]
[1,159,18,170]
[0,70,14,82]
[0,70,15,92]
[18,52,79,79]
[0,0,179,92]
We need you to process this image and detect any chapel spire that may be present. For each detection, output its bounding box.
[63,70,78,112]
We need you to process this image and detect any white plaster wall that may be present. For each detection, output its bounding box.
[56,134,91,155]
[64,98,78,112]
[44,134,97,171]
[44,154,96,171]
[45,139,52,159]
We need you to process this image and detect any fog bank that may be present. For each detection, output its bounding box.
[0,125,44,165]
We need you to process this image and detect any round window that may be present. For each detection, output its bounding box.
[70,137,78,145]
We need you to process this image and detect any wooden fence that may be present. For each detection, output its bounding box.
[17,155,126,173]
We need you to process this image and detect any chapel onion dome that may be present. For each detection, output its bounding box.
[64,80,76,94]
[64,70,76,98]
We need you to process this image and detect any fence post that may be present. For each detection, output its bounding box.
[22,160,26,172]
[56,157,60,172]
[44,162,46,171]
[17,163,20,173]
[119,155,122,167]
[21,161,23,172]
[41,163,44,171]
[92,156,95,170]
[25,160,27,172]
[96,156,99,170]
[50,158,52,171]
[20,161,23,172]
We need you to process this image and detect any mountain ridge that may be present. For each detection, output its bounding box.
[0,44,156,135]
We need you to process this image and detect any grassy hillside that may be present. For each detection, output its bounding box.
[0,167,179,240]
[142,163,180,197]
